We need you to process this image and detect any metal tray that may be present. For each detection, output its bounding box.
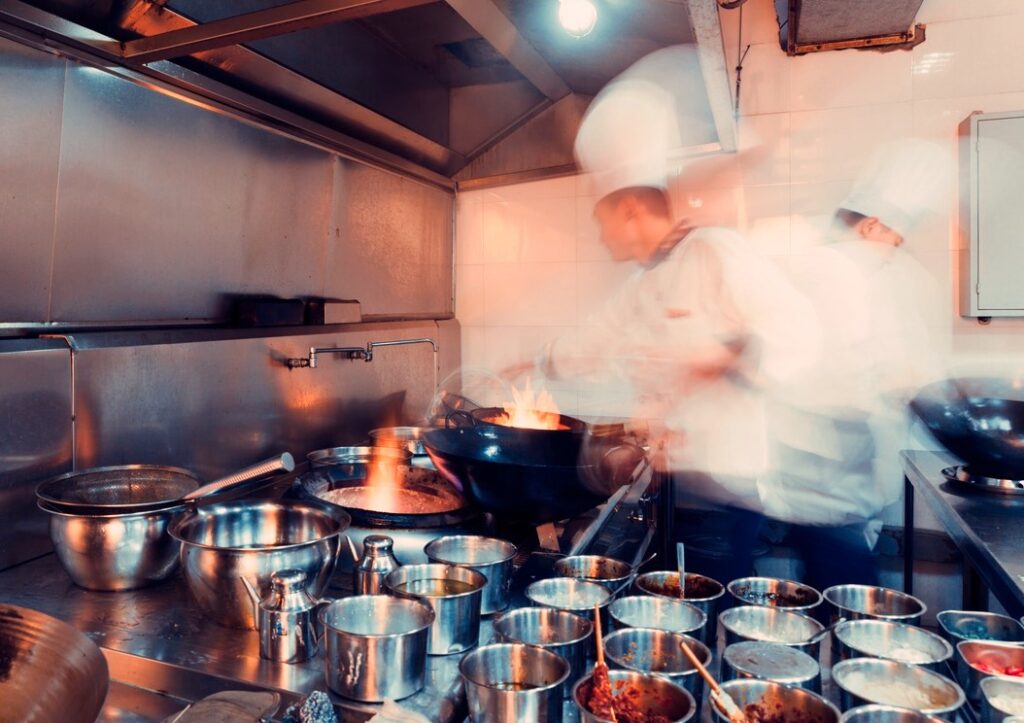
[942,466,1024,497]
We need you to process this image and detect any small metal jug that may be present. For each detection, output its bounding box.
[241,569,325,663]
[354,535,400,595]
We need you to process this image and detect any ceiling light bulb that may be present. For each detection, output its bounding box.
[558,0,597,38]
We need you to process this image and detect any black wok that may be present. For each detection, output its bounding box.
[422,426,605,523]
[910,377,1024,478]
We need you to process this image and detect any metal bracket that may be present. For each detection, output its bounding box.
[286,337,437,369]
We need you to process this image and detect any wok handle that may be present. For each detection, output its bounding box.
[445,410,476,429]
[182,453,296,503]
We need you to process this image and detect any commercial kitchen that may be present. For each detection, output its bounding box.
[4,0,1024,721]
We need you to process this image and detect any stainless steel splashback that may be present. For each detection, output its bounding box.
[0,35,454,325]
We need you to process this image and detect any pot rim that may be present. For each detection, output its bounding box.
[319,594,435,639]
[385,562,488,600]
[424,534,518,565]
[492,606,595,646]
[168,500,350,551]
[38,498,185,520]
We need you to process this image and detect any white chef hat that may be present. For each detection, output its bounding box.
[839,138,953,238]
[574,45,714,201]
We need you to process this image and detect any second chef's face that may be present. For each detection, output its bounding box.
[593,188,672,263]
[593,196,642,262]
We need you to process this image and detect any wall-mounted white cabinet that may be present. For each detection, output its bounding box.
[960,110,1024,317]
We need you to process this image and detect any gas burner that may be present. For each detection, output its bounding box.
[941,465,1024,496]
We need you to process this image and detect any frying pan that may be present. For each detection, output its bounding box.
[446,406,588,459]
[422,426,604,523]
[910,377,1024,479]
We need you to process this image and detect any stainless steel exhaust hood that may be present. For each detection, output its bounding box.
[2,0,736,189]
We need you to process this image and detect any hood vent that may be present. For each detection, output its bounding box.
[775,0,926,55]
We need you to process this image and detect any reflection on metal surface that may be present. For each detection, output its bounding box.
[0,341,73,570]
[122,0,438,63]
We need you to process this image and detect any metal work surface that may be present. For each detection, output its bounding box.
[902,450,1024,618]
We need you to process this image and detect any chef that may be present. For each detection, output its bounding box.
[512,46,821,583]
[760,139,950,589]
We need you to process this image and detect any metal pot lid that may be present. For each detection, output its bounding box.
[36,465,200,513]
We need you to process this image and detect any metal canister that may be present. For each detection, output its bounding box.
[354,535,400,594]
[244,569,321,664]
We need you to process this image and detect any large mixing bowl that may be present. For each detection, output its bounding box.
[40,499,183,591]
[0,604,109,723]
[169,499,349,629]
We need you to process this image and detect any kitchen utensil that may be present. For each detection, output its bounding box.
[910,378,1024,479]
[424,535,517,614]
[609,595,707,641]
[384,562,485,655]
[525,578,612,622]
[722,641,822,693]
[241,569,326,663]
[306,445,410,468]
[840,704,948,723]
[572,669,696,723]
[832,657,965,718]
[170,499,349,629]
[492,607,593,698]
[553,555,633,595]
[982,676,1024,723]
[957,640,1024,705]
[940,465,1024,496]
[319,595,434,702]
[677,543,685,596]
[369,427,430,456]
[604,627,711,704]
[727,576,823,612]
[460,642,570,723]
[37,453,296,515]
[354,534,401,595]
[713,679,840,723]
[823,584,926,624]
[937,610,1024,646]
[634,571,725,643]
[833,619,953,671]
[719,605,825,659]
[0,604,109,723]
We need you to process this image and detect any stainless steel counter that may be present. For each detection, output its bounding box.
[0,554,469,722]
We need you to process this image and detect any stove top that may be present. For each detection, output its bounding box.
[942,465,1024,496]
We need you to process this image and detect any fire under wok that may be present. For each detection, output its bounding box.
[911,377,1024,479]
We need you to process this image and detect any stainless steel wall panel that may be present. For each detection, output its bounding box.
[0,342,73,569]
[72,322,440,479]
[0,38,65,322]
[328,160,454,318]
[49,63,334,322]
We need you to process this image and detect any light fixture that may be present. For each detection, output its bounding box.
[558,0,597,38]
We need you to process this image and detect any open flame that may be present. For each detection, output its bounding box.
[364,434,404,511]
[495,378,566,431]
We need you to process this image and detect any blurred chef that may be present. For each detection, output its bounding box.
[760,139,951,590]
[509,46,821,582]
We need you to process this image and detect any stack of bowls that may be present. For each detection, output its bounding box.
[604,627,711,704]
[385,563,486,655]
[832,658,965,719]
[833,619,954,671]
[460,643,569,723]
[424,535,517,615]
[823,584,926,625]
[634,571,724,643]
[492,607,593,697]
[572,669,696,723]
[319,595,434,702]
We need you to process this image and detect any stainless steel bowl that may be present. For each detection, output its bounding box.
[823,584,926,624]
[982,676,1024,723]
[832,657,965,718]
[957,640,1024,705]
[424,535,517,615]
[728,576,822,612]
[40,499,182,591]
[306,445,411,468]
[385,562,486,655]
[169,499,349,629]
[938,610,1024,646]
[714,679,840,723]
[0,604,109,723]
[460,642,569,722]
[833,619,954,671]
[722,641,821,692]
[609,595,707,641]
[369,427,430,456]
[572,668,696,723]
[319,595,434,702]
[840,704,948,723]
[604,628,711,704]
[525,578,612,621]
[719,604,825,658]
[554,555,632,594]
[492,607,593,698]
[634,571,724,642]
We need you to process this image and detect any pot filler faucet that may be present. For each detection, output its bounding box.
[286,337,438,369]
